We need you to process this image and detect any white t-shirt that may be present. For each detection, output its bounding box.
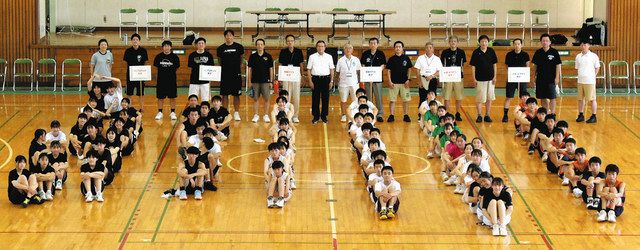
[374,179,401,193]
[207,143,222,165]
[414,54,443,77]
[575,51,600,85]
[367,172,383,186]
[307,52,335,76]
[348,100,375,118]
[463,159,491,174]
[349,123,363,137]
[45,131,67,142]
[188,135,202,147]
[336,55,361,87]
[103,86,123,112]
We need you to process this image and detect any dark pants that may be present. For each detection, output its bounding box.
[311,76,331,119]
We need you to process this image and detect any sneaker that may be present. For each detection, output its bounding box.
[267,196,275,208]
[455,112,462,121]
[55,179,63,190]
[179,190,187,200]
[528,144,535,155]
[454,184,464,194]
[321,117,328,123]
[85,193,93,202]
[155,112,163,120]
[541,152,549,162]
[476,115,483,123]
[561,177,570,186]
[573,188,583,198]
[576,114,585,122]
[492,224,500,236]
[426,152,434,159]
[21,198,30,208]
[586,115,597,124]
[218,134,228,141]
[38,190,46,200]
[263,115,271,123]
[31,196,44,204]
[586,197,594,209]
[440,172,449,180]
[96,192,104,202]
[292,117,300,123]
[444,176,457,186]
[607,210,617,222]
[204,181,218,191]
[387,115,395,122]
[379,209,388,220]
[499,225,508,236]
[403,115,411,122]
[484,116,493,123]
[276,197,285,208]
[597,210,607,222]
[592,197,601,210]
[523,133,530,140]
[386,208,396,218]
[501,115,508,123]
[45,190,53,200]
[340,115,347,122]
[194,190,202,200]
[312,118,319,124]
[252,114,259,123]
[170,112,178,120]
[233,111,241,121]
[376,116,384,123]
[290,179,297,190]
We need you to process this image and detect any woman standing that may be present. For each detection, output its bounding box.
[90,39,114,93]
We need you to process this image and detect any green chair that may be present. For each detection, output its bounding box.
[146,8,165,40]
[224,7,244,38]
[61,58,82,91]
[477,9,496,40]
[506,10,525,40]
[559,60,577,94]
[167,9,186,40]
[362,9,382,41]
[530,10,549,42]
[428,9,448,41]
[329,8,351,41]
[119,8,139,39]
[608,60,630,94]
[449,9,470,42]
[597,61,607,93]
[0,59,7,91]
[283,8,303,39]
[36,58,57,92]
[13,58,34,91]
[633,61,640,94]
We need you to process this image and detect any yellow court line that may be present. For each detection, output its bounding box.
[323,124,338,245]
[0,137,14,170]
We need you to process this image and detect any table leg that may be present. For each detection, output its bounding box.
[251,14,260,41]
[305,14,315,42]
[328,14,336,41]
[382,14,391,42]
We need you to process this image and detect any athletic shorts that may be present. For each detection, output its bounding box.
[8,188,27,204]
[80,179,105,196]
[189,84,211,102]
[339,85,357,103]
[251,83,271,100]
[482,212,512,226]
[614,206,624,217]
[157,82,177,99]
[536,82,557,99]
[389,84,411,102]
[475,81,496,103]
[220,78,242,96]
[443,81,464,101]
[126,81,145,96]
[506,82,527,98]
[577,84,596,101]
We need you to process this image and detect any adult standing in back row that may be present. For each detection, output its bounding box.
[470,35,498,123]
[502,38,530,122]
[188,37,214,102]
[279,34,305,123]
[440,35,466,121]
[123,33,148,112]
[153,40,180,121]
[90,39,113,94]
[217,29,245,121]
[360,38,387,123]
[532,33,561,115]
[574,41,600,124]
[307,40,334,124]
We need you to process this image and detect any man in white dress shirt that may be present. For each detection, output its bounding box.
[307,40,335,124]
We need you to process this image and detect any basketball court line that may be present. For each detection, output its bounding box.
[610,112,640,141]
[0,111,40,156]
[461,108,553,249]
[323,124,339,250]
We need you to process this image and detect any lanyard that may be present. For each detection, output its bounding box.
[424,54,435,67]
[345,56,354,71]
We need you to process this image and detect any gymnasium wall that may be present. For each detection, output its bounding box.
[51,0,594,29]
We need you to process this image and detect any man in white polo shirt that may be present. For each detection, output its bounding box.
[336,43,362,122]
[414,41,442,116]
[307,40,335,124]
[575,41,600,124]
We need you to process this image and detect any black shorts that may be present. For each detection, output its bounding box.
[126,81,145,96]
[80,179,105,196]
[93,81,112,94]
[8,188,27,205]
[220,78,242,96]
[535,82,557,99]
[506,82,527,98]
[614,206,624,217]
[375,198,401,213]
[156,82,177,99]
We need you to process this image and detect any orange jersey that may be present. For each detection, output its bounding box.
[571,160,588,174]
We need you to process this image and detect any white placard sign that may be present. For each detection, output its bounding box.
[508,67,530,83]
[359,66,383,82]
[199,65,221,81]
[128,65,151,81]
[278,66,301,82]
[439,67,462,82]
[421,67,437,77]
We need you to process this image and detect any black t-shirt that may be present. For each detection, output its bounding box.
[360,49,386,67]
[88,92,106,112]
[182,120,199,137]
[387,54,412,84]
[8,169,31,192]
[216,42,245,82]
[153,52,180,87]
[106,138,121,150]
[47,152,68,164]
[82,134,104,145]
[505,50,530,67]
[532,47,561,85]
[279,48,304,66]
[188,50,215,85]
[28,140,47,168]
[467,181,481,198]
[440,48,467,78]
[482,187,513,209]
[71,123,88,137]
[81,162,105,173]
[470,47,498,81]
[529,118,546,134]
[198,152,211,168]
[123,46,149,82]
[582,171,605,182]
[248,52,273,83]
[31,163,55,175]
[181,105,201,118]
[209,107,230,135]
[184,159,200,174]
[115,128,130,141]
[96,150,113,169]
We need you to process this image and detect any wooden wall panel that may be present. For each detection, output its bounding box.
[606,0,640,87]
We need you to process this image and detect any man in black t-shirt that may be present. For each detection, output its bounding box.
[188,37,215,102]
[440,35,467,121]
[123,33,149,110]
[386,41,413,123]
[502,38,531,122]
[532,33,561,114]
[154,40,180,121]
[248,39,274,123]
[360,38,387,122]
[470,35,498,123]
[279,34,305,123]
[217,29,245,121]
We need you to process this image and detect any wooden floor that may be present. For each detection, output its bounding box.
[0,92,639,249]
